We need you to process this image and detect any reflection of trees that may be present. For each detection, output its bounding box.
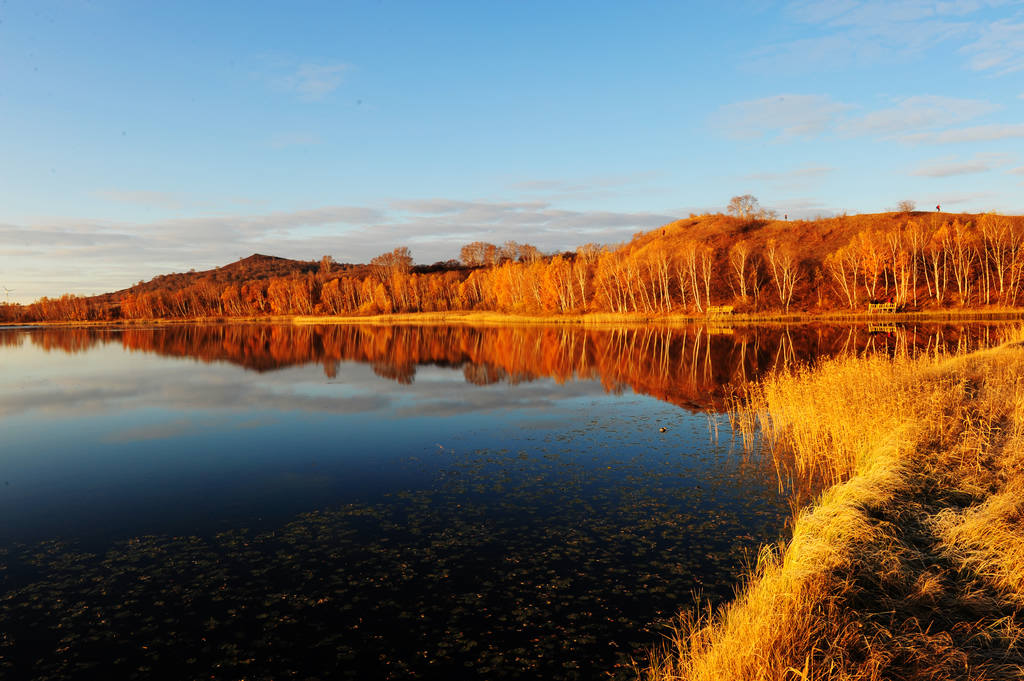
[16,322,1009,413]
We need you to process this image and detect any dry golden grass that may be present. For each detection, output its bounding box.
[639,331,1024,680]
[287,309,1023,328]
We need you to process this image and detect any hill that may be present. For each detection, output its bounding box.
[5,210,1024,322]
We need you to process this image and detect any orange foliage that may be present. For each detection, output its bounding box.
[11,212,1024,323]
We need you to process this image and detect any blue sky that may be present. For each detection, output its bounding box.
[2,0,1023,302]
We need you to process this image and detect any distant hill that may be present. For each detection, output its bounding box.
[90,254,323,306]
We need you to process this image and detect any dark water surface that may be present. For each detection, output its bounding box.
[0,322,1007,679]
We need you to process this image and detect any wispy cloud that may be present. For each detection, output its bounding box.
[95,189,187,210]
[279,62,350,100]
[2,200,677,300]
[901,122,1024,144]
[269,131,322,149]
[769,197,834,219]
[1009,165,1024,175]
[713,94,850,139]
[961,17,1024,74]
[758,0,1016,74]
[509,172,659,192]
[929,190,998,205]
[743,166,836,194]
[911,152,1013,177]
[745,166,836,181]
[94,189,268,211]
[840,95,998,136]
[717,92,1014,145]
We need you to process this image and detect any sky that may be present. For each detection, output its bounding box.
[1,0,1023,302]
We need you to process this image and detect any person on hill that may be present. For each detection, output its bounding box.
[936,204,941,212]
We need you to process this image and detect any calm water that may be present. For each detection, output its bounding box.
[0,322,1007,680]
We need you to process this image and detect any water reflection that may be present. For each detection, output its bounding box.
[0,321,1010,681]
[9,321,1009,411]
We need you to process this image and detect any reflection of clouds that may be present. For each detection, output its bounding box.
[103,416,234,443]
[393,378,609,418]
[0,360,392,421]
[157,381,394,415]
[0,379,155,418]
[0,343,612,428]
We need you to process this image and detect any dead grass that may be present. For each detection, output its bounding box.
[287,309,1023,327]
[638,330,1024,680]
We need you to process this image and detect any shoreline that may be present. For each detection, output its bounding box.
[2,308,1023,329]
[640,335,1024,679]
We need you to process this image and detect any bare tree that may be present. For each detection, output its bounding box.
[824,245,858,309]
[728,241,750,300]
[727,194,777,221]
[764,239,802,311]
[896,200,916,213]
[727,194,761,221]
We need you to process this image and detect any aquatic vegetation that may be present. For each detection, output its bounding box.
[640,330,1024,680]
[1,322,1016,680]
[0,404,786,680]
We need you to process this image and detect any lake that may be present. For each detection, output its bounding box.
[0,322,1006,680]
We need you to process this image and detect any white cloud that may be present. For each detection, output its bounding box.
[718,92,1015,145]
[901,122,1024,144]
[929,190,998,205]
[280,62,350,100]
[269,132,322,149]
[766,197,834,219]
[743,166,836,194]
[1009,165,1024,174]
[960,17,1024,74]
[2,200,677,301]
[94,189,268,211]
[94,189,186,210]
[758,1,1018,74]
[745,166,836,181]
[713,94,850,139]
[911,152,1012,177]
[841,95,998,135]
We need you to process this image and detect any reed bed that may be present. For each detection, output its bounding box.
[639,330,1024,680]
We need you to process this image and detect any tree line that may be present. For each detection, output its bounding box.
[4,212,1024,323]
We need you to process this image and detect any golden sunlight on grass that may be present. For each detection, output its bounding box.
[639,330,1024,680]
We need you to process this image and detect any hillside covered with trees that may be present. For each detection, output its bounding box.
[4,208,1024,323]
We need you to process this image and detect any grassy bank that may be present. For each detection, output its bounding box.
[3,308,1022,329]
[639,333,1024,679]
[292,308,1024,326]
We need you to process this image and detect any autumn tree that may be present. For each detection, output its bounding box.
[726,195,775,221]
[681,241,705,312]
[728,241,750,301]
[824,244,859,309]
[764,239,802,311]
[371,247,413,281]
[459,242,493,268]
[727,194,761,220]
[319,255,334,276]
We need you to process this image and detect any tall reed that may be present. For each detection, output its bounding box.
[639,333,1024,680]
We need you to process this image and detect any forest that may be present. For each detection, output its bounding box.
[4,210,1024,323]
